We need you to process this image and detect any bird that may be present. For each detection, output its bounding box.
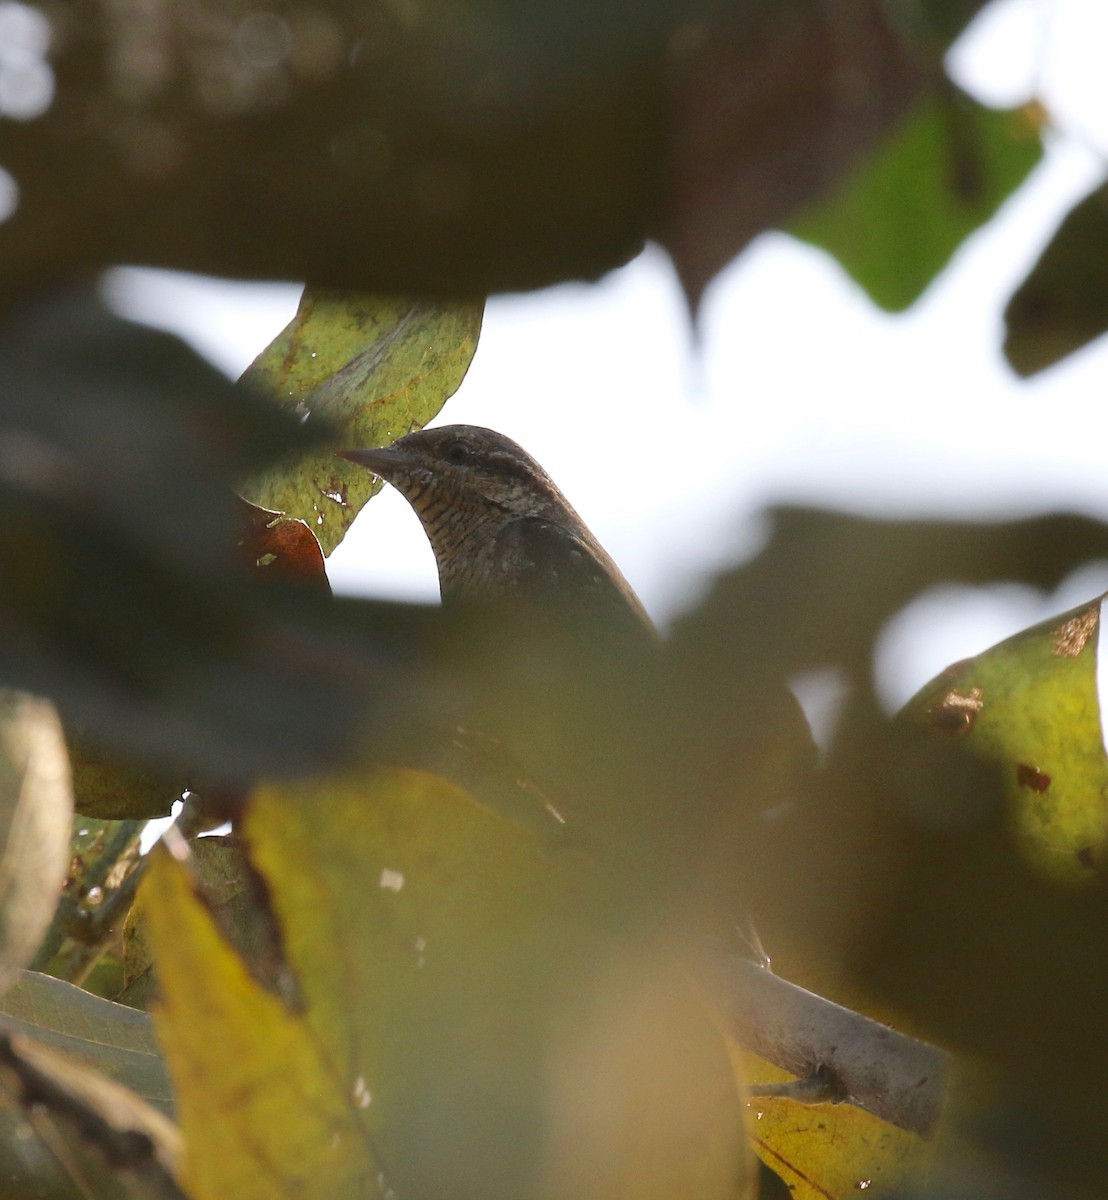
[338,425,656,649]
[338,423,660,845]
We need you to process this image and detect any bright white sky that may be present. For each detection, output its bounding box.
[104,0,1108,715]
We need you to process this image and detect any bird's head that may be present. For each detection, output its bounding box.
[338,424,566,518]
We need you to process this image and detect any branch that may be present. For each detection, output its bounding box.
[706,952,948,1137]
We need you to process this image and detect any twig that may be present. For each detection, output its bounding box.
[30,820,144,974]
[53,859,148,987]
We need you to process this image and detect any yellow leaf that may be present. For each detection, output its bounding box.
[739,1050,931,1199]
[147,768,749,1199]
[144,846,373,1200]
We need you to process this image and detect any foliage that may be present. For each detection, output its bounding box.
[239,289,482,554]
[147,772,746,1200]
[1004,181,1108,375]
[0,1,1106,1198]
[793,86,1043,311]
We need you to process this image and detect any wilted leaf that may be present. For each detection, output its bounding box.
[240,289,483,554]
[146,769,748,1200]
[794,90,1044,311]
[234,498,330,590]
[1004,180,1108,375]
[901,596,1107,882]
[0,694,72,993]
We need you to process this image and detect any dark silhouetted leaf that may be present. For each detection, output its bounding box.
[1004,180,1108,375]
[660,0,928,310]
[0,0,677,295]
[0,285,449,782]
[854,731,1108,1194]
[0,0,992,302]
[653,507,1108,979]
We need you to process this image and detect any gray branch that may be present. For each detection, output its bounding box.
[706,953,948,1138]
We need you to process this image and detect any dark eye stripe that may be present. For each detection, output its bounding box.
[486,452,542,485]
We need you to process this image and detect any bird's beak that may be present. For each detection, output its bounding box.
[336,446,412,480]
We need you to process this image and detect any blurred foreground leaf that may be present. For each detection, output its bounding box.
[2,0,989,304]
[662,0,928,309]
[121,834,283,1013]
[855,744,1108,1195]
[67,730,183,821]
[0,694,72,993]
[1004,180,1108,375]
[0,0,676,295]
[656,507,1108,982]
[146,769,748,1200]
[668,508,1108,684]
[794,90,1043,310]
[0,285,450,782]
[240,289,483,554]
[901,596,1107,881]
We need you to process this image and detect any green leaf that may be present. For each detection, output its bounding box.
[66,728,183,821]
[793,90,1043,311]
[0,970,172,1114]
[1004,180,1108,376]
[239,289,483,555]
[900,597,1107,882]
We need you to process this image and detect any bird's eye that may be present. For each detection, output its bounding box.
[443,441,470,465]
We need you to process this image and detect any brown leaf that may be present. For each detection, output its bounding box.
[233,497,329,591]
